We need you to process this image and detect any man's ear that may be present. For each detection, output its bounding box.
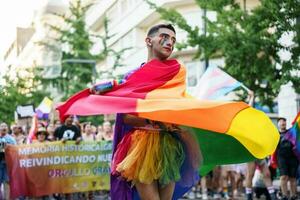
[145,37,152,47]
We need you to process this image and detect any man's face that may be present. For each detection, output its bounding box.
[0,123,8,135]
[103,122,111,132]
[65,116,74,126]
[38,133,46,142]
[147,28,176,60]
[278,119,287,131]
[84,124,92,134]
[12,125,18,134]
[14,126,22,134]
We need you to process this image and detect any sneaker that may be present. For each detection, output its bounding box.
[195,192,201,198]
[281,195,288,200]
[224,193,230,200]
[213,193,222,199]
[246,193,253,200]
[202,193,208,200]
[290,195,297,200]
[187,191,196,199]
[270,192,277,200]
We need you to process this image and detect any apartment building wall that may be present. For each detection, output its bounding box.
[86,0,299,123]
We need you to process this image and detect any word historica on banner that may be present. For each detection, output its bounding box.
[18,143,112,168]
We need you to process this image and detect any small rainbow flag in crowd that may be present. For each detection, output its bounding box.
[285,112,300,159]
[192,66,242,100]
[35,97,53,119]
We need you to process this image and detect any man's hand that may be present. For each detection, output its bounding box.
[90,81,114,95]
[90,86,102,95]
[75,137,82,145]
[61,138,67,143]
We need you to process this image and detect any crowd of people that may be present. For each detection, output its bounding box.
[183,117,299,200]
[0,116,298,200]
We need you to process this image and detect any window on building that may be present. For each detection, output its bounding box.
[120,30,134,57]
[183,11,203,29]
[185,61,205,94]
[120,0,129,14]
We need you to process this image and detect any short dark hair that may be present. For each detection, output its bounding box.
[277,117,286,122]
[147,24,176,36]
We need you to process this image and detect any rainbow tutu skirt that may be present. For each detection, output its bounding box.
[111,129,185,186]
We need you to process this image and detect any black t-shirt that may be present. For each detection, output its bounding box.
[54,125,81,141]
[277,130,294,157]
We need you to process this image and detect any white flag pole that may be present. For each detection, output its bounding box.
[241,84,251,93]
[240,84,255,106]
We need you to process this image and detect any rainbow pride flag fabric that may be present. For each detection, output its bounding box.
[36,97,53,119]
[285,112,300,160]
[57,59,279,199]
[193,66,242,100]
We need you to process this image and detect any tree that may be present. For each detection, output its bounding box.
[146,0,300,109]
[40,0,131,100]
[0,66,48,124]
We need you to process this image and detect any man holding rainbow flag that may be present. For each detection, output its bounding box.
[274,113,300,200]
[57,24,279,200]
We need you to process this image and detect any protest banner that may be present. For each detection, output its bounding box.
[5,141,112,198]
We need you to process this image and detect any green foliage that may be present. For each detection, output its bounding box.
[79,115,105,126]
[40,0,96,100]
[146,0,300,109]
[0,67,49,124]
[41,0,131,100]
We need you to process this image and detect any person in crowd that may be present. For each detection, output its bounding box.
[276,117,298,200]
[53,116,82,200]
[252,167,272,200]
[245,159,276,200]
[46,123,56,141]
[54,115,81,144]
[0,122,16,200]
[11,124,26,145]
[36,126,48,143]
[96,125,104,141]
[102,121,113,141]
[82,123,95,141]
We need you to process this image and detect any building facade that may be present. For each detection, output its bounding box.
[2,0,67,101]
[85,0,299,125]
[2,0,298,125]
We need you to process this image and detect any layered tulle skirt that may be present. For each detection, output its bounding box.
[111,129,186,186]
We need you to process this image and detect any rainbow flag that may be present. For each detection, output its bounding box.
[57,60,279,198]
[57,59,278,168]
[285,112,300,160]
[192,66,242,100]
[35,97,53,119]
[57,59,279,198]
